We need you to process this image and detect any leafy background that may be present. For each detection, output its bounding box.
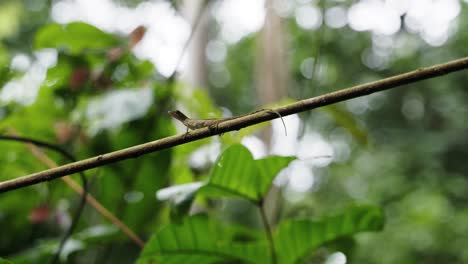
[1,0,468,263]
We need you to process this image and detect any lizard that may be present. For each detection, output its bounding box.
[168,109,287,136]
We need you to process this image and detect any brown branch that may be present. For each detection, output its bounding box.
[1,56,468,193]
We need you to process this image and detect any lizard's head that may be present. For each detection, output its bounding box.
[168,110,189,122]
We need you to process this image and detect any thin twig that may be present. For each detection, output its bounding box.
[259,201,277,264]
[1,56,468,192]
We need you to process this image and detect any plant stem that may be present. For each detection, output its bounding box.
[2,56,468,192]
[259,201,277,264]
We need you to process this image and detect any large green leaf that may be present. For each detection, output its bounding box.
[200,144,295,202]
[34,22,119,54]
[137,215,269,264]
[275,205,384,264]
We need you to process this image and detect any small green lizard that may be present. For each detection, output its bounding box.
[168,109,287,135]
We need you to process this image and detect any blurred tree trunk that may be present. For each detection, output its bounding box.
[255,0,288,223]
[180,0,209,89]
[256,0,288,116]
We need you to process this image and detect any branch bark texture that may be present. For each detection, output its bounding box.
[1,57,468,193]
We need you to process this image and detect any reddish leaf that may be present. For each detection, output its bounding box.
[69,67,90,90]
[29,205,51,224]
[128,25,146,49]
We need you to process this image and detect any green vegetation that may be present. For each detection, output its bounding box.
[1,1,468,263]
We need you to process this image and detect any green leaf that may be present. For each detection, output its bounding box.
[0,1,22,39]
[175,87,222,120]
[138,215,269,264]
[0,257,13,264]
[0,43,9,66]
[42,56,73,90]
[34,22,119,54]
[256,156,294,195]
[275,205,384,264]
[200,144,295,202]
[130,59,154,79]
[320,105,368,145]
[121,149,172,233]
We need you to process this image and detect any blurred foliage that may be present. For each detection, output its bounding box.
[34,22,120,54]
[0,0,468,263]
[0,1,23,40]
[0,3,174,262]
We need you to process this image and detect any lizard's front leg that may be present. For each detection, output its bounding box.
[183,127,190,139]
